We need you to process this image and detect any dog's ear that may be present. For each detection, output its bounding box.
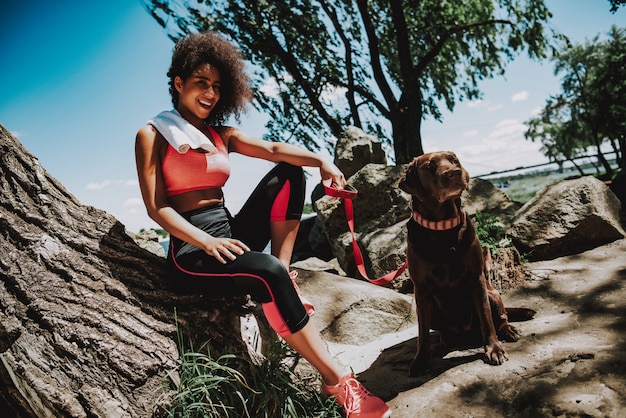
[398,159,426,201]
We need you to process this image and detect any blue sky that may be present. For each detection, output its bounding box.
[1,1,623,233]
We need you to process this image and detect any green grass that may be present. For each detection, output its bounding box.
[156,332,343,418]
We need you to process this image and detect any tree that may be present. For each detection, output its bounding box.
[524,95,589,176]
[588,26,626,170]
[525,26,626,177]
[142,0,556,164]
[609,0,626,13]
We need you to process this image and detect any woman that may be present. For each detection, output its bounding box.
[135,31,390,418]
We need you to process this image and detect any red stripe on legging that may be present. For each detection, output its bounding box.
[270,180,290,222]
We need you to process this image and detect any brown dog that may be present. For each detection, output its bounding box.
[398,151,527,376]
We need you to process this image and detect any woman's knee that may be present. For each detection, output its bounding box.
[276,162,304,184]
[235,253,290,296]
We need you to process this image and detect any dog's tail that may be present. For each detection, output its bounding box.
[505,307,536,322]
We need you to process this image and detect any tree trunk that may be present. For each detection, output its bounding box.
[0,124,267,417]
[569,158,585,176]
[392,94,425,164]
[617,137,625,170]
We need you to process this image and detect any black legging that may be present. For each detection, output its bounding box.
[167,162,308,336]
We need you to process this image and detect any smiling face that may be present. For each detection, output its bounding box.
[174,63,221,125]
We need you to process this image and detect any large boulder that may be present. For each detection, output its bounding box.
[289,265,414,347]
[297,127,388,262]
[510,176,625,261]
[461,178,523,228]
[128,229,166,257]
[315,163,411,290]
[334,126,387,179]
[609,170,626,216]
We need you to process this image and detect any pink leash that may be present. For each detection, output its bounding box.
[322,179,407,285]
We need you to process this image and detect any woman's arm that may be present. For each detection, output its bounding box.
[221,127,347,188]
[134,125,248,263]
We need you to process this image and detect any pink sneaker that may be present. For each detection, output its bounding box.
[289,270,315,316]
[322,373,391,418]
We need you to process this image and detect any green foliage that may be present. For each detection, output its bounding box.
[157,335,343,417]
[138,227,169,239]
[609,0,626,13]
[472,212,510,254]
[525,25,626,174]
[153,228,170,239]
[141,0,557,163]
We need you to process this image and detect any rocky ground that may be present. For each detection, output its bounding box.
[294,238,626,418]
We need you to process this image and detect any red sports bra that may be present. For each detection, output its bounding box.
[161,127,230,197]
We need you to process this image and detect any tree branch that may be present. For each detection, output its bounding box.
[415,19,515,75]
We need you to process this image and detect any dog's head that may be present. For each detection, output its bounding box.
[399,151,470,203]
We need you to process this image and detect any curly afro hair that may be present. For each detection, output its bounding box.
[167,31,252,125]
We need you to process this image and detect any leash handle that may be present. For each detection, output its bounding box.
[322,179,407,285]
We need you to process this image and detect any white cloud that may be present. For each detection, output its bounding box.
[463,129,479,138]
[259,72,296,99]
[511,90,529,102]
[259,77,279,98]
[85,180,112,190]
[487,118,526,142]
[465,99,501,112]
[86,179,138,191]
[123,198,143,207]
[320,85,347,106]
[456,118,545,175]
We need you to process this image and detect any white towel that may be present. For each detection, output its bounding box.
[147,110,217,154]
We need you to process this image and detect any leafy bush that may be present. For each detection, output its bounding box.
[472,212,510,254]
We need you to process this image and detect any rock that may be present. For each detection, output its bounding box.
[128,229,166,257]
[291,257,344,275]
[462,178,523,228]
[334,126,387,179]
[293,268,414,346]
[293,214,335,263]
[609,170,626,215]
[298,126,390,266]
[486,247,529,293]
[314,163,411,289]
[510,176,625,260]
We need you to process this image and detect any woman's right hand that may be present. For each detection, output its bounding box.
[202,236,250,264]
[320,160,347,189]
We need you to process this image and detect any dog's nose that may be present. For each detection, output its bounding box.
[444,168,462,178]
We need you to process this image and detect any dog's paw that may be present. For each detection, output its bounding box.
[484,342,507,365]
[498,323,521,342]
[409,354,431,376]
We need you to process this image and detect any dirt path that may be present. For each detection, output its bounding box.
[330,239,626,417]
